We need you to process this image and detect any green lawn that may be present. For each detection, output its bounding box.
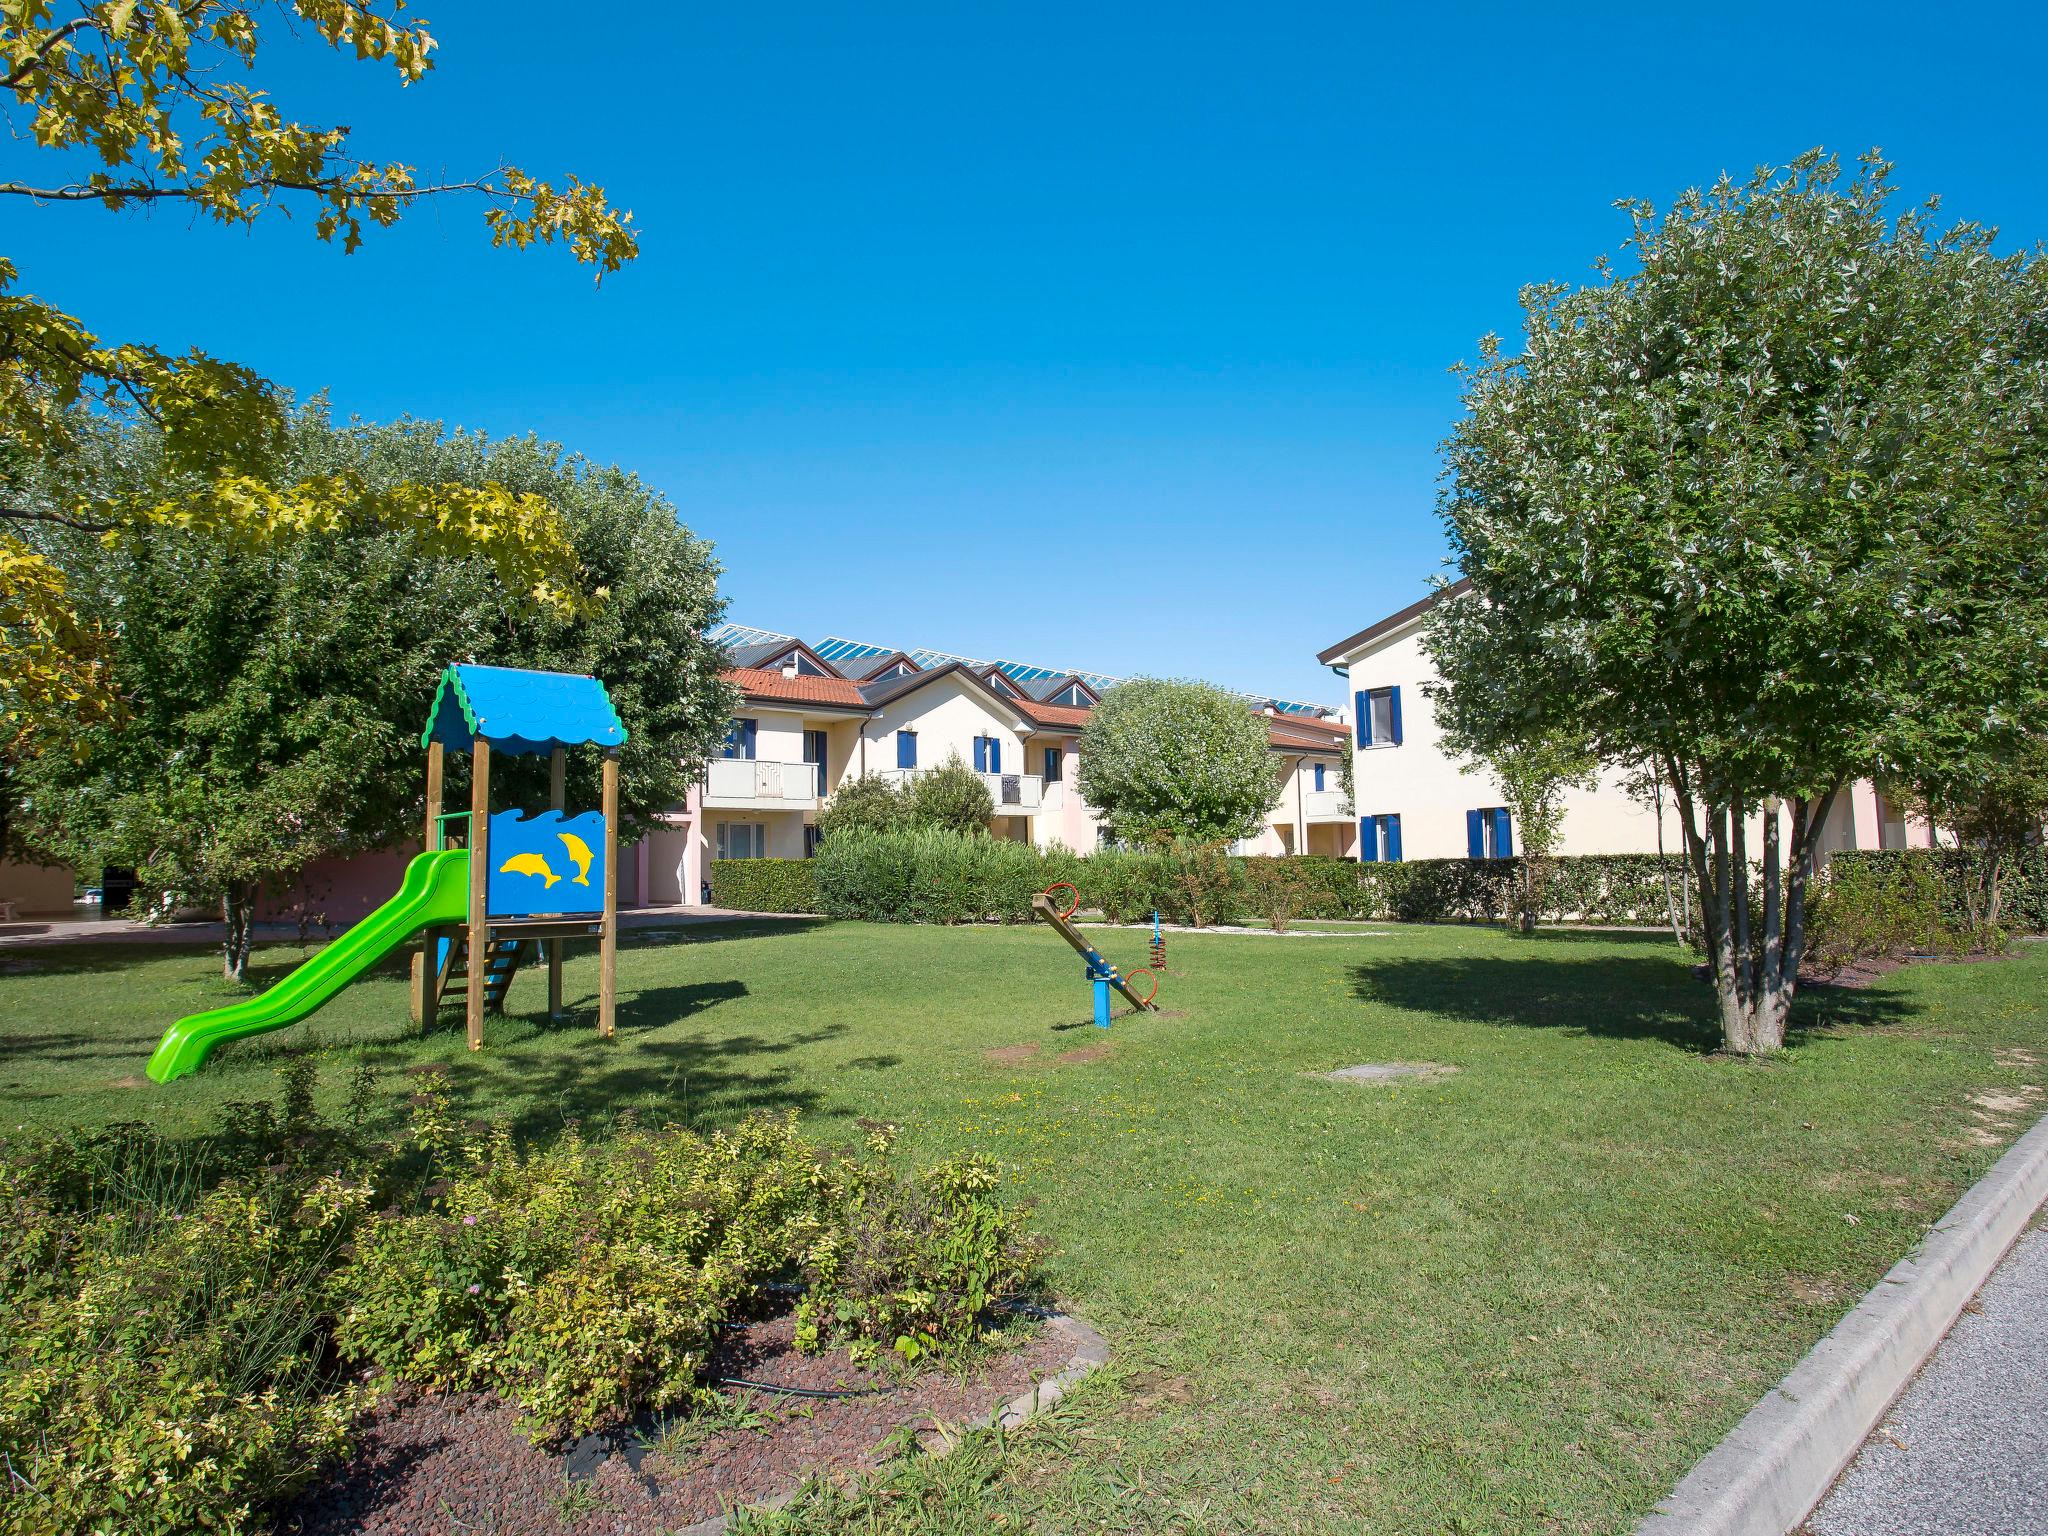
[4,920,2045,1534]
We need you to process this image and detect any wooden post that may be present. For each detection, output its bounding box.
[413,740,445,1027]
[599,751,618,1039]
[548,745,565,1020]
[467,738,491,1051]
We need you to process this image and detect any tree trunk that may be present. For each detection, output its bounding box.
[222,882,256,984]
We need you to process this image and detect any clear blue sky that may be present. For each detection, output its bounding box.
[11,2,2047,705]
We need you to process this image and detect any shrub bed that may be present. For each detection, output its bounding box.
[0,1066,1043,1535]
[710,857,818,913]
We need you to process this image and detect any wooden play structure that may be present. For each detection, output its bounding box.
[146,664,627,1082]
[416,663,627,1047]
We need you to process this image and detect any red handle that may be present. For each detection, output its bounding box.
[1043,882,1080,920]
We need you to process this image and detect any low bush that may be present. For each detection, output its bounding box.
[0,1075,373,1536]
[0,1065,1046,1533]
[813,827,1051,923]
[1809,848,2048,963]
[710,857,818,913]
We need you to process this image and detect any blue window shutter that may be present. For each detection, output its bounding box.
[1313,763,1326,791]
[990,738,1002,773]
[1386,815,1403,863]
[972,736,987,772]
[1359,817,1378,862]
[1389,686,1403,745]
[897,730,916,769]
[1494,807,1513,858]
[1355,690,1372,747]
[722,720,739,759]
[741,719,757,759]
[1466,809,1485,859]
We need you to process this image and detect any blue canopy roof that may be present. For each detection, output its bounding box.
[421,664,627,758]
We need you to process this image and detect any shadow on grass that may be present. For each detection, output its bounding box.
[1351,950,1919,1052]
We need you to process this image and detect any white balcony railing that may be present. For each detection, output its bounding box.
[876,767,1043,813]
[704,757,821,808]
[1301,788,1353,823]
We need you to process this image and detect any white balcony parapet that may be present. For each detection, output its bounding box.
[1301,789,1353,823]
[704,757,821,809]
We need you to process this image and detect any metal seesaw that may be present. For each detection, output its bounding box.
[1029,882,1160,1028]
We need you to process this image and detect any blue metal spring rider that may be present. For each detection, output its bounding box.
[1029,883,1160,1027]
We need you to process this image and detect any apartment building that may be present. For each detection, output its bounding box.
[1317,582,1934,864]
[641,627,1354,906]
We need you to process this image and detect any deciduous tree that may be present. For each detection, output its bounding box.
[1077,679,1278,845]
[1426,151,2046,1053]
[1,0,639,777]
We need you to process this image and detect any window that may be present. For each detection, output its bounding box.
[896,729,918,770]
[723,718,758,760]
[1043,746,1063,783]
[715,822,766,859]
[1312,762,1326,792]
[1354,686,1402,747]
[972,735,1003,773]
[774,650,828,676]
[1467,807,1513,859]
[803,824,822,858]
[802,729,828,795]
[1051,683,1091,707]
[1359,814,1402,863]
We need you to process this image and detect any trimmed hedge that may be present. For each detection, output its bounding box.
[757,829,1700,927]
[1822,848,2048,938]
[709,858,818,913]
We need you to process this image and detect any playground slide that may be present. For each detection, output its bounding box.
[145,849,472,1083]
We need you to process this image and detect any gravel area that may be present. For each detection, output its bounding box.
[1804,1225,2048,1536]
[285,1312,1075,1535]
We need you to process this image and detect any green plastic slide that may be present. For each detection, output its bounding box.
[146,849,471,1083]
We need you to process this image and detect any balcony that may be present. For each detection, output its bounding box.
[877,767,1043,813]
[1302,788,1353,823]
[704,758,821,810]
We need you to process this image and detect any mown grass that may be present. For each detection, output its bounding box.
[3,920,2044,1534]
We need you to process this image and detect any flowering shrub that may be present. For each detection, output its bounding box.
[0,1068,1047,1531]
[0,1116,371,1536]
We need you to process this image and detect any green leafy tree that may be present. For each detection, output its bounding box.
[0,0,638,777]
[813,774,906,843]
[22,407,731,979]
[1425,151,2046,1054]
[1077,678,1278,845]
[1475,736,1597,934]
[903,754,996,836]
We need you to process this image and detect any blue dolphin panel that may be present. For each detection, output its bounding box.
[487,809,607,917]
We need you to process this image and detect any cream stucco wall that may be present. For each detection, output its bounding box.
[1333,616,1928,864]
[858,673,1033,779]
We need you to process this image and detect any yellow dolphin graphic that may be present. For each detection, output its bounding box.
[499,851,560,888]
[556,831,595,887]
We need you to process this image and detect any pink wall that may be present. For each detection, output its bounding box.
[258,838,647,930]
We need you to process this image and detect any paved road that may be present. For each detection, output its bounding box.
[1806,1224,2048,1536]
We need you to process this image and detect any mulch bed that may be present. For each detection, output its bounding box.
[284,1312,1072,1536]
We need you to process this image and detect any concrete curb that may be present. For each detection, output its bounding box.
[1637,1109,2048,1536]
[674,1309,1109,1536]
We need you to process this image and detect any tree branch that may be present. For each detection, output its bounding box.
[0,173,514,205]
[0,503,117,534]
[2,16,102,90]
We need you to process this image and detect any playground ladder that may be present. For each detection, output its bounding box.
[437,937,526,1015]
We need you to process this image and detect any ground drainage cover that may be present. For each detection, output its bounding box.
[1321,1062,1459,1084]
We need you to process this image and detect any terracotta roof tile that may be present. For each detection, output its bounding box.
[1019,701,1094,730]
[723,668,868,707]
